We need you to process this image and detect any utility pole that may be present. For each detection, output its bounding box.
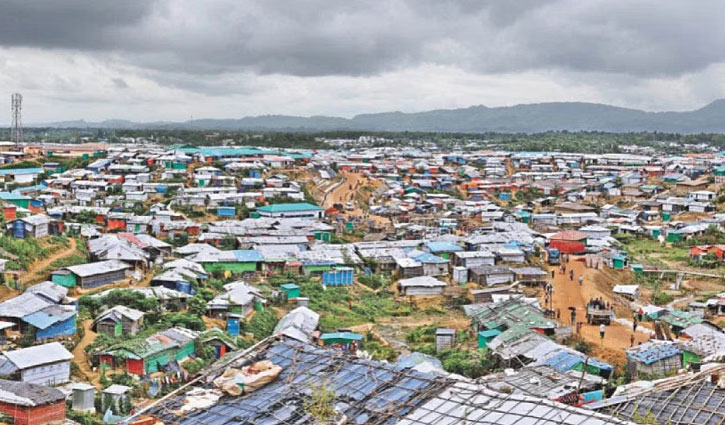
[10,93,23,149]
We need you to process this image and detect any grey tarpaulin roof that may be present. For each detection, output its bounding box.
[589,366,725,425]
[146,339,633,425]
[398,381,630,425]
[273,307,319,343]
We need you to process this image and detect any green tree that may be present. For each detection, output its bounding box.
[187,296,208,317]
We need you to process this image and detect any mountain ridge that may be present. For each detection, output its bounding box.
[32,100,725,133]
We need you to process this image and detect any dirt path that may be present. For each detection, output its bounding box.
[324,171,389,227]
[20,238,78,285]
[73,318,100,387]
[545,258,650,366]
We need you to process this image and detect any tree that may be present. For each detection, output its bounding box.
[187,296,208,317]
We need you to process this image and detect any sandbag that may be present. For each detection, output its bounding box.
[213,361,283,395]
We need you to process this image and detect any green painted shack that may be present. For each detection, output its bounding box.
[280,283,300,300]
[320,332,363,346]
[200,250,262,275]
[477,329,501,349]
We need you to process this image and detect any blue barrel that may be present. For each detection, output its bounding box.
[227,318,239,336]
[12,220,24,238]
[176,281,191,294]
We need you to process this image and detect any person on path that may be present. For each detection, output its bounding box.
[633,317,638,332]
[599,323,606,341]
[551,270,555,279]
[569,270,574,281]
[578,275,583,286]
[630,333,636,347]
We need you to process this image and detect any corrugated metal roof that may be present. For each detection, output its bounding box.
[65,259,131,277]
[3,342,73,369]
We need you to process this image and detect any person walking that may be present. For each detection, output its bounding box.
[630,333,636,347]
[633,317,638,332]
[578,275,583,286]
[551,269,555,279]
[569,270,574,281]
[599,323,606,342]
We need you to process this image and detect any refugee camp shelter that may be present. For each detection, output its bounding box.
[0,342,73,386]
[398,276,447,296]
[51,259,131,289]
[0,379,66,425]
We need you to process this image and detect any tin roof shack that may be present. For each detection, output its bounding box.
[0,379,66,425]
[92,305,144,337]
[395,257,424,279]
[145,339,627,425]
[51,259,131,289]
[21,304,77,341]
[470,285,515,304]
[435,328,455,352]
[398,275,447,296]
[423,241,463,260]
[99,327,199,375]
[511,267,548,286]
[453,250,496,269]
[207,281,266,318]
[255,202,324,219]
[467,297,556,335]
[6,214,55,239]
[468,266,515,286]
[590,365,725,425]
[272,306,319,343]
[660,310,703,336]
[71,383,95,413]
[612,285,639,301]
[480,365,604,406]
[0,342,73,386]
[626,341,682,379]
[413,252,450,276]
[680,331,725,367]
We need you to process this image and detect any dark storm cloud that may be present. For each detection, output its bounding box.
[2,0,724,85]
[0,1,152,49]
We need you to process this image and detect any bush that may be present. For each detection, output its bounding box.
[358,273,389,290]
[437,349,495,378]
[248,309,278,340]
[652,291,674,306]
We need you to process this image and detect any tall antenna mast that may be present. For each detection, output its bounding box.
[11,93,23,149]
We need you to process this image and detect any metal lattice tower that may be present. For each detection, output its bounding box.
[10,93,23,148]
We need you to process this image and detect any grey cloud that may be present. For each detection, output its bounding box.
[112,78,129,89]
[1,0,724,87]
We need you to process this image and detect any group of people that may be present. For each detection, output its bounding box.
[588,297,610,310]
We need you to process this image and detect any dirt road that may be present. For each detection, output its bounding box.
[73,318,100,386]
[20,238,78,285]
[544,258,650,366]
[324,172,389,227]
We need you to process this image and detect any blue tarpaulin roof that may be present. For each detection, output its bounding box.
[424,241,463,252]
[412,253,449,264]
[544,350,613,372]
[22,307,76,330]
[0,168,43,176]
[232,250,263,262]
[627,342,682,365]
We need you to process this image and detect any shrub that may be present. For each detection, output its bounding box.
[248,309,278,340]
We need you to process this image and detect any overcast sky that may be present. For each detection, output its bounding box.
[2,0,724,123]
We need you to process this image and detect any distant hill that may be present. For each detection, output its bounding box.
[33,100,725,133]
